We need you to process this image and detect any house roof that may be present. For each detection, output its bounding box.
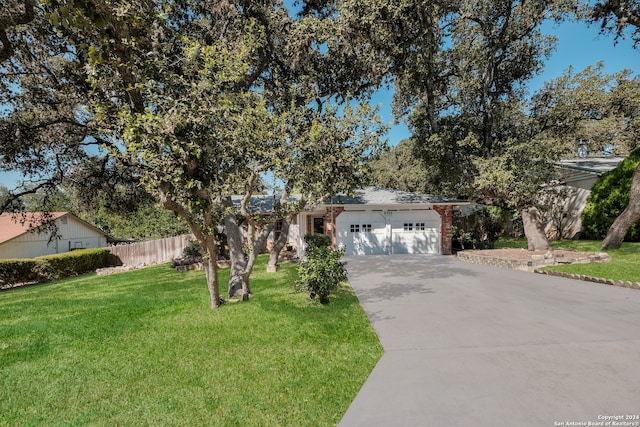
[556,157,624,176]
[232,187,468,213]
[0,212,110,245]
[327,186,467,206]
[0,212,67,244]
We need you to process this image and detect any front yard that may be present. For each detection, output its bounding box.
[0,256,382,426]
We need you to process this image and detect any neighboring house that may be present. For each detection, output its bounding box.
[0,212,111,259]
[236,187,469,256]
[549,157,624,238]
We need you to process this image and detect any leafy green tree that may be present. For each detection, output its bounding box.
[337,0,578,249]
[582,149,640,241]
[79,202,189,240]
[531,64,640,156]
[31,0,385,309]
[584,0,640,248]
[366,138,441,194]
[0,0,145,217]
[588,0,640,45]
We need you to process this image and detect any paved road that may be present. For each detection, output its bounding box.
[338,255,640,427]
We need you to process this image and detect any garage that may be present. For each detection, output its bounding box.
[297,187,467,256]
[335,209,441,255]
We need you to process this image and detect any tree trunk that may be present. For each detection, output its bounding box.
[602,164,640,249]
[224,209,247,298]
[237,222,272,300]
[268,216,291,271]
[158,186,221,309]
[202,238,222,310]
[521,206,551,251]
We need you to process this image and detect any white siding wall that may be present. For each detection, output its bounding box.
[0,216,107,259]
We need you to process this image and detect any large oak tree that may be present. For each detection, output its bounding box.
[585,0,640,248]
[5,0,385,308]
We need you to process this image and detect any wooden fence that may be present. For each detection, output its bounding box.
[109,235,191,266]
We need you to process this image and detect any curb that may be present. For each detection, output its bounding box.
[534,269,640,290]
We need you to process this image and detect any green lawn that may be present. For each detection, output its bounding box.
[495,238,640,282]
[0,256,382,427]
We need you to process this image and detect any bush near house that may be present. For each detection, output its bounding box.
[34,248,112,281]
[0,259,39,286]
[582,149,640,241]
[297,234,348,304]
[0,248,111,287]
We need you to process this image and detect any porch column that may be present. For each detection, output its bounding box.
[324,207,345,249]
[434,205,453,255]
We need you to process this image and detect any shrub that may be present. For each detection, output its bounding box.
[582,149,640,241]
[296,246,347,304]
[182,239,203,258]
[303,233,332,250]
[0,259,39,287]
[453,206,510,249]
[0,249,111,287]
[34,248,112,282]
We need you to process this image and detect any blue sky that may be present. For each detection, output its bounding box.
[373,18,639,146]
[1,18,638,190]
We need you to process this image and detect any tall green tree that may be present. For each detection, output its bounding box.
[32,0,384,308]
[585,0,640,248]
[588,0,640,45]
[0,0,147,216]
[366,138,441,194]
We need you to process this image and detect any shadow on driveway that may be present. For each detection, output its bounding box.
[340,254,640,427]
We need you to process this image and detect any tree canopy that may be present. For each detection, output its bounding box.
[0,0,386,308]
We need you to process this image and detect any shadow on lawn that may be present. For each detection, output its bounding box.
[245,263,368,330]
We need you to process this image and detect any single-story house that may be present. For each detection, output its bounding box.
[549,157,623,238]
[0,212,111,259]
[236,187,469,256]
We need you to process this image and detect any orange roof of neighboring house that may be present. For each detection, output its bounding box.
[0,212,68,245]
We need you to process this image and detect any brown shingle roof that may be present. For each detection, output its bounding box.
[0,212,68,244]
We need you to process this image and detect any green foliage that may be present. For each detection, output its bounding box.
[0,259,39,286]
[182,239,203,258]
[366,138,441,194]
[33,248,111,282]
[297,246,348,304]
[582,149,640,241]
[81,202,190,240]
[453,206,508,249]
[303,233,333,250]
[0,248,111,286]
[0,257,382,426]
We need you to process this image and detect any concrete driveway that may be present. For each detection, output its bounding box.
[338,255,640,427]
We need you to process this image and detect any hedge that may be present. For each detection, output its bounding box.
[0,248,111,287]
[0,259,39,286]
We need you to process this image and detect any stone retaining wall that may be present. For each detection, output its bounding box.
[456,250,610,272]
[456,250,639,291]
[455,252,554,272]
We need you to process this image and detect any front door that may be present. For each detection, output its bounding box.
[313,217,325,234]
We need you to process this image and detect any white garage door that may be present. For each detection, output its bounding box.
[390,211,440,254]
[336,210,440,255]
[336,211,388,255]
